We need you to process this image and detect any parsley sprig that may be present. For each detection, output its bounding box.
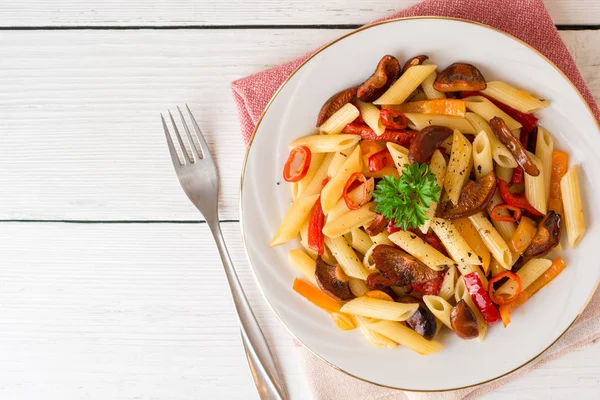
[372,162,440,231]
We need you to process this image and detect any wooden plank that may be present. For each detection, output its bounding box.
[0,29,599,221]
[0,0,599,27]
[0,221,599,399]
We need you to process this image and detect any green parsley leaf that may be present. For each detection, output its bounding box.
[372,162,441,231]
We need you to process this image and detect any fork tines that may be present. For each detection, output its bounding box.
[161,104,210,165]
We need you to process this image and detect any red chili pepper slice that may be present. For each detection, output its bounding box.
[342,123,416,145]
[283,146,311,182]
[511,167,524,185]
[386,219,401,234]
[490,204,522,223]
[368,149,395,172]
[488,271,523,305]
[307,197,325,255]
[380,109,408,129]
[497,178,543,217]
[343,172,368,210]
[463,272,501,325]
[460,91,538,134]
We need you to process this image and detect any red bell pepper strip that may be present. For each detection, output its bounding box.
[283,145,311,182]
[353,114,365,125]
[497,179,543,217]
[411,270,444,296]
[386,219,401,234]
[307,197,325,255]
[380,109,408,129]
[461,91,538,134]
[342,123,416,145]
[368,149,395,172]
[490,204,522,223]
[463,272,501,325]
[511,167,524,184]
[342,172,368,210]
[488,271,523,305]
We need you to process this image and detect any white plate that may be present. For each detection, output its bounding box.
[240,17,600,391]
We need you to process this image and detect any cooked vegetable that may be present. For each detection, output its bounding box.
[497,178,543,217]
[548,150,569,215]
[463,272,501,325]
[490,117,539,176]
[293,278,341,313]
[307,197,325,255]
[343,172,369,210]
[316,87,358,127]
[368,149,395,172]
[408,125,453,163]
[314,257,355,301]
[371,245,439,286]
[283,146,312,182]
[342,123,416,145]
[379,109,408,129]
[450,299,479,340]
[397,295,438,340]
[499,257,566,326]
[372,162,441,230]
[366,272,394,290]
[522,210,562,259]
[508,216,537,254]
[490,204,522,223]
[433,63,486,92]
[402,55,429,74]
[386,99,466,117]
[365,213,389,236]
[365,290,395,302]
[357,55,401,102]
[440,172,497,219]
[488,271,522,305]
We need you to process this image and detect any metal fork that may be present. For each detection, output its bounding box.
[161,105,288,400]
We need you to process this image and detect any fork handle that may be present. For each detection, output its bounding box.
[206,218,289,400]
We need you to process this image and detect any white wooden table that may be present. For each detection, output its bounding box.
[1,1,599,399]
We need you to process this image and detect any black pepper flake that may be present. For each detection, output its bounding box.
[468,252,472,257]
[410,235,416,239]
[276,182,280,185]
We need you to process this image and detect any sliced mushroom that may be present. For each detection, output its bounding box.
[365,214,389,236]
[366,272,394,290]
[439,172,497,219]
[397,295,437,340]
[408,125,453,163]
[402,55,429,74]
[315,257,355,301]
[489,117,540,176]
[450,299,479,340]
[316,87,358,127]
[522,210,562,259]
[433,63,486,92]
[372,245,439,286]
[357,55,401,102]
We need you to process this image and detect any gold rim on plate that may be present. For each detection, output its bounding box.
[238,16,600,392]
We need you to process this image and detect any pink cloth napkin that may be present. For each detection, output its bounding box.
[231,0,600,397]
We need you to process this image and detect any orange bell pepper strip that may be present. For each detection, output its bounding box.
[293,278,340,313]
[383,99,466,117]
[499,256,566,327]
[548,150,569,216]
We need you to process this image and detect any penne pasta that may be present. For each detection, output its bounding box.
[325,235,370,280]
[296,152,325,198]
[389,230,455,270]
[454,217,491,274]
[299,221,318,259]
[327,178,374,222]
[354,315,399,348]
[466,112,517,168]
[461,281,488,341]
[322,202,376,238]
[524,151,547,215]
[373,64,438,105]
[349,278,370,297]
[291,133,360,153]
[486,190,516,242]
[366,320,444,355]
[404,113,476,134]
[386,142,410,173]
[495,258,552,297]
[300,152,334,198]
[535,126,554,203]
[472,130,494,179]
[319,103,360,134]
[423,295,453,330]
[371,231,394,246]
[271,194,320,246]
[420,150,447,233]
[495,165,514,183]
[431,218,481,264]
[561,164,586,248]
[288,249,318,287]
[321,146,362,214]
[362,243,378,271]
[444,130,473,205]
[346,227,374,256]
[356,99,385,136]
[481,81,549,113]
[464,96,522,132]
[420,64,446,99]
[468,212,513,270]
[340,296,419,321]
[437,266,457,301]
